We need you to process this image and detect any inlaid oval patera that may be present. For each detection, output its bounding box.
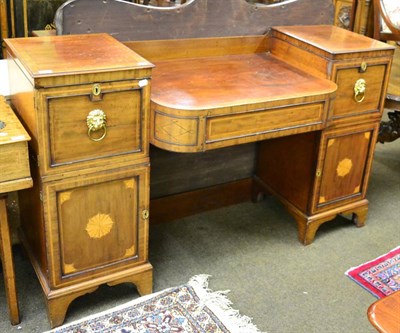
[86,213,114,239]
[336,158,353,177]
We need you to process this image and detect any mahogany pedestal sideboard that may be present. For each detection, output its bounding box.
[4,25,394,328]
[4,34,154,328]
[0,95,32,325]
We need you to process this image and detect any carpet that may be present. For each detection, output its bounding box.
[45,275,262,333]
[345,246,400,298]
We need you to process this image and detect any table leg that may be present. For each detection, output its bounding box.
[0,196,20,325]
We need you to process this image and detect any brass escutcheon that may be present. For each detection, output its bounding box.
[316,170,322,177]
[92,83,102,96]
[360,62,367,73]
[86,109,107,141]
[354,78,366,103]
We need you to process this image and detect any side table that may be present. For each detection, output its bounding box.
[368,291,400,333]
[0,96,32,325]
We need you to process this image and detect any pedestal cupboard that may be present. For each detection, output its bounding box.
[4,34,154,328]
[255,26,392,244]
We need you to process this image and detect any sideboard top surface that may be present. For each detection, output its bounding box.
[151,52,337,112]
[4,33,154,79]
[273,25,395,56]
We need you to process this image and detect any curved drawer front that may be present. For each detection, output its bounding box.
[39,80,150,177]
[205,102,325,150]
[151,99,331,153]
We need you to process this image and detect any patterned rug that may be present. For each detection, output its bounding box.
[45,275,262,333]
[345,246,400,298]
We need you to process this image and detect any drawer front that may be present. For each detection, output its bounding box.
[0,141,30,185]
[38,80,150,176]
[331,61,388,121]
[312,123,378,213]
[0,97,31,191]
[206,102,326,148]
[43,165,149,287]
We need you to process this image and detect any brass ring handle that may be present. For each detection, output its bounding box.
[87,124,107,141]
[86,109,107,142]
[354,78,366,103]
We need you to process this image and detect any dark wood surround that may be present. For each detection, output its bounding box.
[54,0,334,39]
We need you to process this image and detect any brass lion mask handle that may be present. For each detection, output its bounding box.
[86,109,107,142]
[354,78,366,103]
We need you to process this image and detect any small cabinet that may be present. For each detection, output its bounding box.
[5,33,154,328]
[255,122,380,245]
[260,26,394,244]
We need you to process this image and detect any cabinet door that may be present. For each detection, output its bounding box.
[42,165,149,288]
[312,122,378,213]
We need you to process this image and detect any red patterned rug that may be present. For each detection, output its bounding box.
[345,246,400,298]
[46,275,262,333]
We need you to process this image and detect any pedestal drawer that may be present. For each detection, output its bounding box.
[38,79,150,177]
[331,60,388,121]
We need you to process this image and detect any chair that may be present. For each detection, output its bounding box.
[372,0,400,143]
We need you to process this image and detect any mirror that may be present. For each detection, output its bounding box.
[381,0,400,31]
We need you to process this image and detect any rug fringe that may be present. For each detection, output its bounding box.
[188,274,264,333]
